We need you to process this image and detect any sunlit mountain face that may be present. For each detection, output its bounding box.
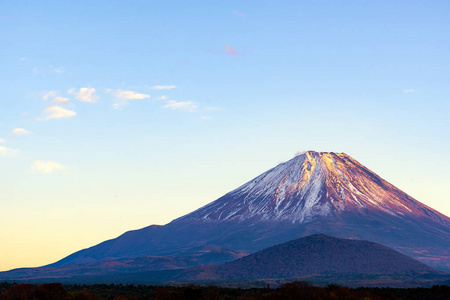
[177,151,449,225]
[1,151,449,281]
[50,151,450,269]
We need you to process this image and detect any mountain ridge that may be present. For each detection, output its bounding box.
[175,151,449,226]
[3,235,448,288]
[48,151,450,270]
[176,234,446,283]
[1,151,449,281]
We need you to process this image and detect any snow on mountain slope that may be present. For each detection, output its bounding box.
[175,151,450,226]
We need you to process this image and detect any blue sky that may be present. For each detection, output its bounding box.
[1,0,449,271]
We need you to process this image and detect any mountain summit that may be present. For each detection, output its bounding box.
[48,151,449,271]
[177,151,449,226]
[2,151,449,282]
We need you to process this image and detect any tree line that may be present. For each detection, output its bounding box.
[1,281,449,299]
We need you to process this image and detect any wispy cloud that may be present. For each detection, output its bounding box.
[43,91,58,100]
[233,10,245,17]
[150,85,177,90]
[43,91,70,104]
[19,57,27,61]
[0,146,18,157]
[53,96,70,104]
[201,116,212,120]
[53,66,65,74]
[44,106,76,120]
[107,89,150,109]
[403,89,415,93]
[108,89,150,100]
[226,45,239,56]
[0,138,6,143]
[157,95,169,101]
[68,88,100,103]
[164,100,197,112]
[31,160,65,173]
[12,128,30,135]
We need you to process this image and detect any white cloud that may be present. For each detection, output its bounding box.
[31,160,65,173]
[108,89,150,100]
[107,89,150,109]
[201,116,212,120]
[157,95,169,100]
[12,128,30,135]
[0,146,18,157]
[403,89,415,93]
[44,106,76,120]
[43,91,58,100]
[68,87,100,103]
[0,138,6,143]
[164,100,198,112]
[150,85,177,90]
[19,57,27,60]
[53,96,70,104]
[43,91,71,104]
[294,151,307,157]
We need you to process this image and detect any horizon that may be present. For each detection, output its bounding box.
[1,0,449,272]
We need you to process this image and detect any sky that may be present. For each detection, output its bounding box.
[1,0,449,272]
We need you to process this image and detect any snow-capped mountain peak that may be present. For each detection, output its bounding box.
[176,151,449,225]
[27,151,449,273]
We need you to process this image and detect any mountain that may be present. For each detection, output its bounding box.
[5,235,448,287]
[2,151,450,281]
[177,234,446,283]
[177,151,448,225]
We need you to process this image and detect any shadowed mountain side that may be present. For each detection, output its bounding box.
[4,235,449,288]
[44,152,449,271]
[0,257,191,282]
[0,247,244,281]
[1,151,449,282]
[176,234,446,282]
[46,209,450,271]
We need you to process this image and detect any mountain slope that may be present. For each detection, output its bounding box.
[177,234,445,282]
[2,151,449,281]
[176,151,449,225]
